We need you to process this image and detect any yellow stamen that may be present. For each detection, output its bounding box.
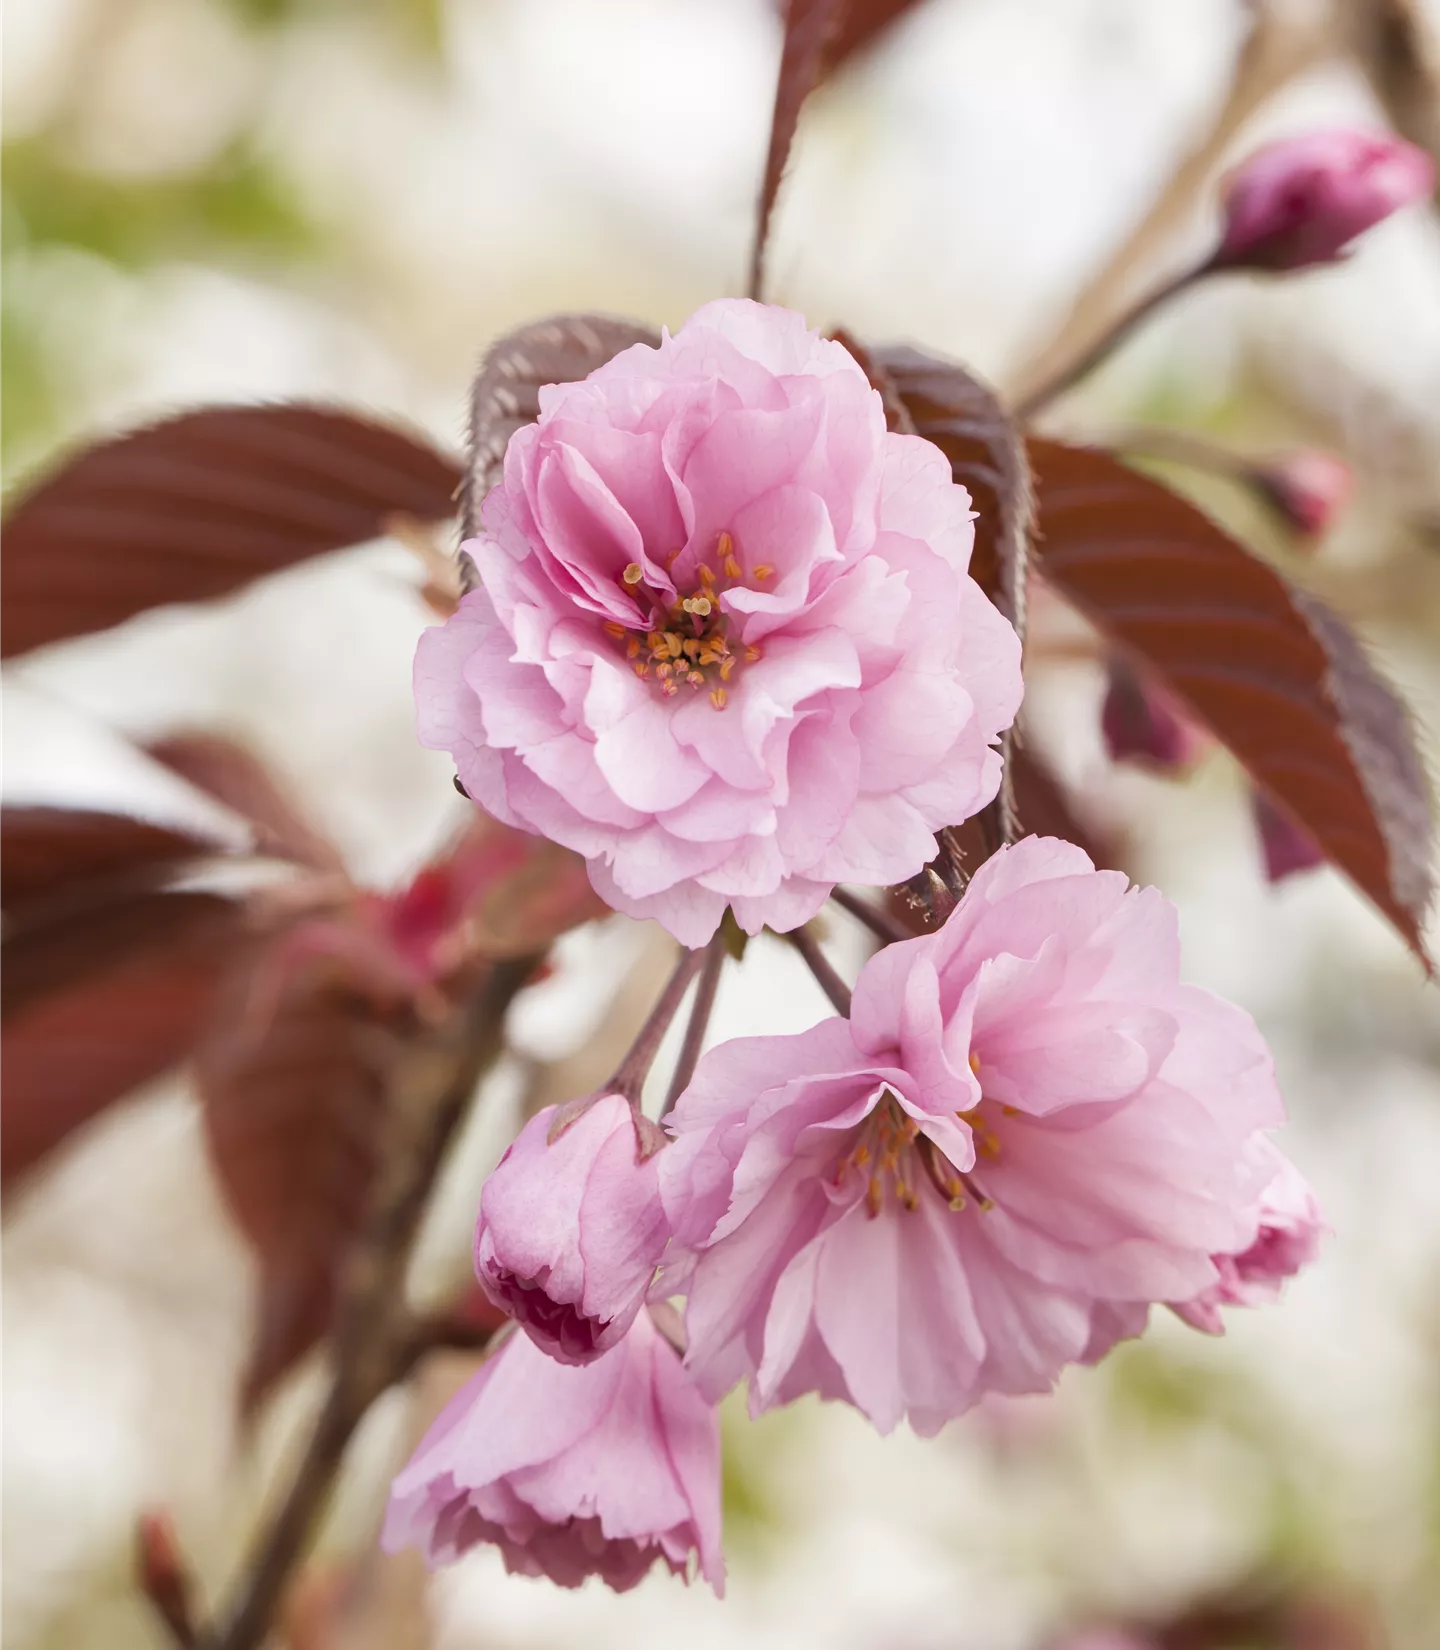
[719,655,736,681]
[716,531,733,561]
[724,554,742,580]
[633,662,649,678]
[968,1051,981,1074]
[622,563,644,585]
[866,1176,883,1218]
[745,645,762,663]
[626,636,640,659]
[710,687,728,710]
[603,621,626,638]
[752,564,774,581]
[698,564,716,590]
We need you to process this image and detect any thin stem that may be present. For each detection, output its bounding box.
[1008,4,1325,410]
[828,885,911,947]
[663,934,726,1115]
[607,946,706,1103]
[204,956,538,1650]
[1109,425,1253,479]
[1015,260,1212,421]
[789,925,852,1016]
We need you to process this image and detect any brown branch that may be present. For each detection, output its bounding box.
[788,925,852,1015]
[1009,3,1329,413]
[201,955,539,1650]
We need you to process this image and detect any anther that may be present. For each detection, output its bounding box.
[622,563,644,585]
[603,621,626,638]
[710,687,728,710]
[752,564,773,581]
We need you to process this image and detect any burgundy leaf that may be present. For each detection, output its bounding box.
[750,0,844,300]
[1029,438,1433,959]
[2,405,462,658]
[463,316,661,547]
[1,804,224,914]
[3,888,245,1021]
[1,898,249,1186]
[869,341,1034,853]
[197,954,417,1410]
[873,343,1031,635]
[145,732,346,873]
[799,0,931,77]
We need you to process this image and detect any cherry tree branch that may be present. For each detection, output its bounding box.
[182,956,539,1650]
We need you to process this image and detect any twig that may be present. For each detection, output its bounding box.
[663,934,726,1115]
[1009,3,1327,413]
[607,946,706,1103]
[1015,261,1210,420]
[203,956,539,1650]
[1108,424,1253,477]
[788,925,852,1016]
[828,885,910,947]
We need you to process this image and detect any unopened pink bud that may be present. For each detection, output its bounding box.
[1101,660,1203,774]
[1251,450,1352,539]
[1252,790,1324,883]
[1216,129,1433,272]
[474,1092,670,1364]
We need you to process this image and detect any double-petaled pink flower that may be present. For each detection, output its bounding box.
[474,1093,670,1365]
[384,1309,723,1591]
[416,299,1022,945]
[1216,128,1434,272]
[661,836,1312,1435]
[1171,1142,1324,1333]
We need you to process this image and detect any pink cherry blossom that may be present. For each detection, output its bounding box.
[1252,450,1352,540]
[474,1093,669,1364]
[1171,1141,1324,1333]
[1216,129,1434,272]
[415,298,1022,945]
[384,1310,723,1592]
[1101,659,1205,774]
[661,836,1295,1435]
[1252,790,1325,884]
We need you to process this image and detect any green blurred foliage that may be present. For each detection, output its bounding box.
[2,139,316,270]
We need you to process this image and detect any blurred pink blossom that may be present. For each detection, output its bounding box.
[1216,129,1434,272]
[1101,659,1205,773]
[661,837,1291,1434]
[384,1310,723,1591]
[1252,450,1353,540]
[1172,1141,1325,1333]
[1252,790,1325,883]
[415,299,1022,945]
[474,1093,669,1364]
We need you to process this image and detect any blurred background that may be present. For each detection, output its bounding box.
[4,2,1440,1647]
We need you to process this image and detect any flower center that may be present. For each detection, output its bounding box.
[603,531,769,710]
[834,1088,1002,1218]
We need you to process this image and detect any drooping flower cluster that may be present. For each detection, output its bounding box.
[660,836,1318,1434]
[384,1306,723,1592]
[390,299,1324,1597]
[416,298,1022,945]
